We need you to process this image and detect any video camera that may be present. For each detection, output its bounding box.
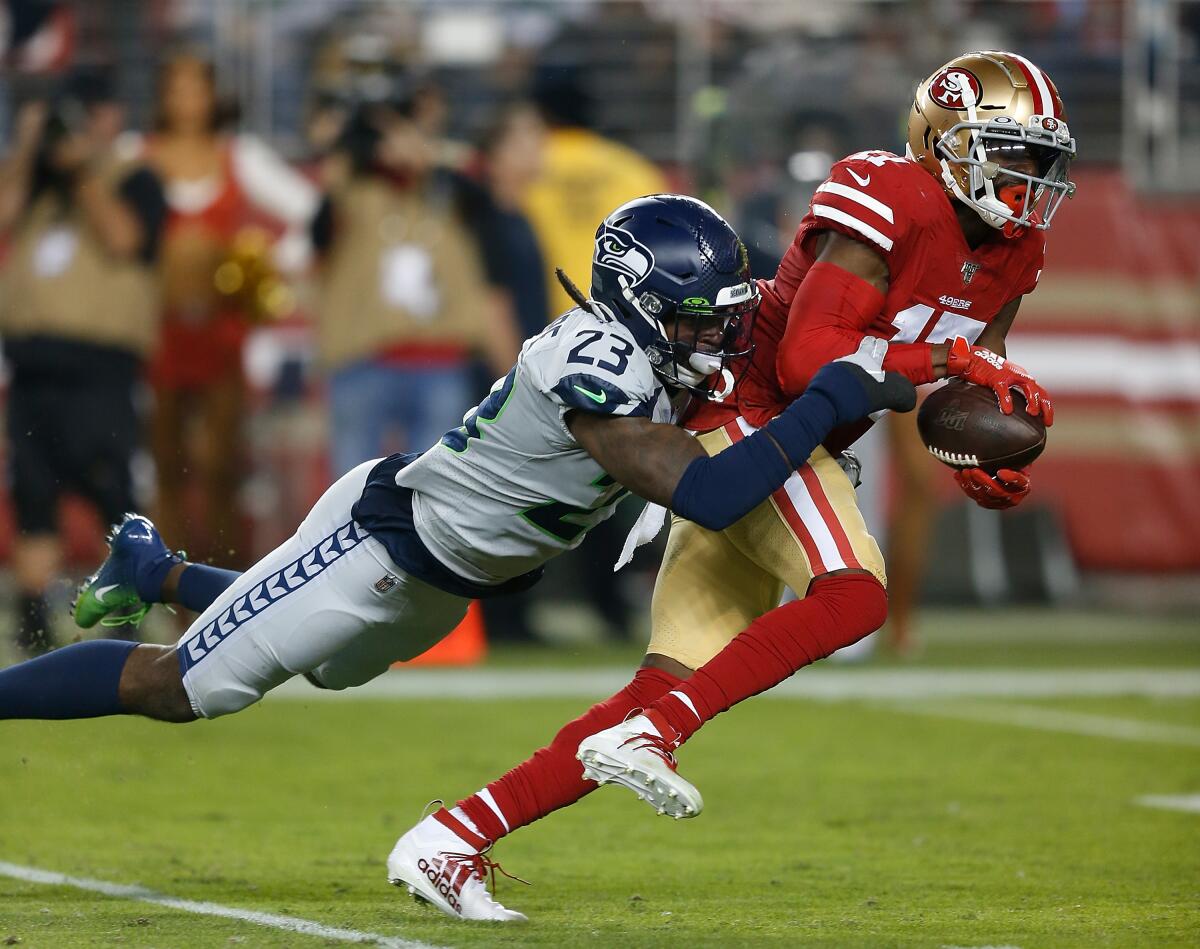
[317,71,418,172]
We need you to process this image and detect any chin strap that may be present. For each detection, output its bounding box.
[943,168,1015,233]
[616,274,693,387]
[673,353,713,388]
[936,75,1019,235]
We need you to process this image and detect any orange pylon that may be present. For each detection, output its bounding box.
[399,600,487,667]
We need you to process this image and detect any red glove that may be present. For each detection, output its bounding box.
[955,467,1031,510]
[946,337,1054,425]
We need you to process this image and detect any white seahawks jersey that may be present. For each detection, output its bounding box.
[394,307,673,584]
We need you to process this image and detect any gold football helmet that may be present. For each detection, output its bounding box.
[907,50,1076,236]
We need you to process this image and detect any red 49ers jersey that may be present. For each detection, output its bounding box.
[688,150,1046,434]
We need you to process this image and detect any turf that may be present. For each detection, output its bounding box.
[2,611,1198,948]
[486,606,1200,670]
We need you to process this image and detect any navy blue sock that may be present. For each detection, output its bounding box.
[176,564,242,613]
[135,551,183,603]
[0,640,138,719]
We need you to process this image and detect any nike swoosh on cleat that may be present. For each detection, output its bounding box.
[95,584,120,603]
[847,168,871,187]
[573,384,607,405]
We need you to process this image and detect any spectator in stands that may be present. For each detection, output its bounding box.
[455,101,548,377]
[310,90,491,476]
[523,62,668,639]
[140,52,317,567]
[453,102,550,643]
[524,61,667,319]
[0,78,166,655]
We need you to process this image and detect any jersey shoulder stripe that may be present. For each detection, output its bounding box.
[807,151,940,258]
[811,204,895,252]
[814,180,894,224]
[552,371,657,417]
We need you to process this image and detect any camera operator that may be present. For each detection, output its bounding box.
[311,86,490,476]
[0,79,167,655]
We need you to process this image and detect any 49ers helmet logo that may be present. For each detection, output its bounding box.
[929,67,983,110]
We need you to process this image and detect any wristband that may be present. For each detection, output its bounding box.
[882,343,936,385]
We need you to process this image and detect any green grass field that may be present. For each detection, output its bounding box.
[2,608,1198,948]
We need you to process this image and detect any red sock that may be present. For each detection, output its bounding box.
[456,666,682,841]
[651,573,888,745]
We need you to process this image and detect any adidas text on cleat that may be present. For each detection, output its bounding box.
[74,513,178,629]
[577,711,704,819]
[387,807,528,922]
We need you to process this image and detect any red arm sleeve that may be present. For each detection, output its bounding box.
[775,261,936,395]
[882,339,939,384]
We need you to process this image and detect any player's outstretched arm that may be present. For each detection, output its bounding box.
[569,340,916,532]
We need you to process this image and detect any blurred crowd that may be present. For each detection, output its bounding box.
[0,0,1148,657]
[0,2,690,656]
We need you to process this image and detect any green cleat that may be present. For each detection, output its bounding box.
[73,514,178,629]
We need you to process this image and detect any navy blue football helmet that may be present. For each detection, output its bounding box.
[589,194,758,397]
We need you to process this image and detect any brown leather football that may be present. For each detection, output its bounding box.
[916,379,1047,473]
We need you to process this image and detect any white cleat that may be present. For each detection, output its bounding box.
[577,713,704,819]
[386,813,528,922]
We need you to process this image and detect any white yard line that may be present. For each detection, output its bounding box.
[1134,794,1200,814]
[0,861,446,949]
[941,945,1023,949]
[269,667,1200,703]
[893,701,1200,748]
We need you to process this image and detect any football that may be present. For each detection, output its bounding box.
[916,378,1047,473]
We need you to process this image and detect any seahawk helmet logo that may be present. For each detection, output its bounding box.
[929,67,983,110]
[594,225,655,287]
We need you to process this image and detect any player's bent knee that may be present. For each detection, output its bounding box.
[809,571,889,648]
[306,661,391,693]
[301,669,358,693]
[303,671,332,691]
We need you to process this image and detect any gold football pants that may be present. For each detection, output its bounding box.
[648,419,886,670]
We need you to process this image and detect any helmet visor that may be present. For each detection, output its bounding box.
[670,281,759,360]
[939,117,1076,230]
[646,282,761,397]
